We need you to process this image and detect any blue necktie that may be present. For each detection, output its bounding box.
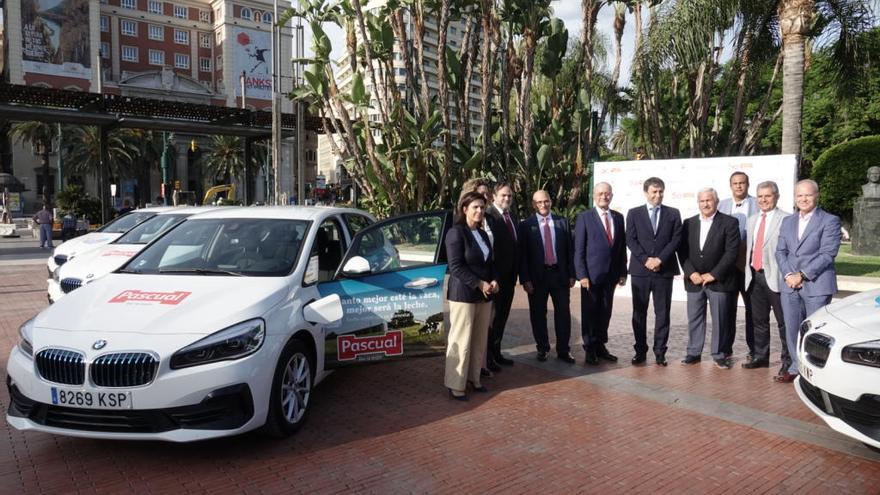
[651,206,659,234]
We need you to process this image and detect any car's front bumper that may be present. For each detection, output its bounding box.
[795,376,880,449]
[47,279,62,303]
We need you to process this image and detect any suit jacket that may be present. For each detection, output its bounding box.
[445,223,496,303]
[775,208,841,296]
[485,204,519,285]
[719,195,757,271]
[518,213,575,287]
[574,208,627,285]
[678,212,741,293]
[744,207,790,293]
[625,204,682,278]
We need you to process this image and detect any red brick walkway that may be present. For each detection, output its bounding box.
[1,265,878,494]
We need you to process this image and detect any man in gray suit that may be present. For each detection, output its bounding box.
[775,179,842,383]
[718,171,758,361]
[743,181,790,374]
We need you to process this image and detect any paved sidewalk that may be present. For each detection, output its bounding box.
[0,265,878,494]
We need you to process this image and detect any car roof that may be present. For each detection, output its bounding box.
[156,206,230,215]
[187,206,376,221]
[136,206,180,213]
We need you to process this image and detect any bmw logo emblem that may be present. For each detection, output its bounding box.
[93,340,107,350]
[86,273,94,279]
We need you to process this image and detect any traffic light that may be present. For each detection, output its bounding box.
[174,180,181,191]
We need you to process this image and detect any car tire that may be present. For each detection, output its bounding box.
[262,339,314,437]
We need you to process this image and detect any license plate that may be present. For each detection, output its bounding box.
[799,358,813,383]
[50,387,132,409]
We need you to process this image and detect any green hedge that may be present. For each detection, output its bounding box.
[811,135,880,222]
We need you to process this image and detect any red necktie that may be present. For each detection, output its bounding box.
[543,217,556,265]
[504,211,516,240]
[603,211,613,245]
[752,213,766,271]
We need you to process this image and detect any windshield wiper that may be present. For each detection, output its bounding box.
[158,268,244,276]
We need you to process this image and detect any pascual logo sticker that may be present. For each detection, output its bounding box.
[337,331,403,361]
[109,290,191,305]
[102,250,138,257]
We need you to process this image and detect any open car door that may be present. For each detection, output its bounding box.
[318,210,452,367]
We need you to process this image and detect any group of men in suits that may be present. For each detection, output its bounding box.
[482,172,841,385]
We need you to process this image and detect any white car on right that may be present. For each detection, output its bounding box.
[795,288,880,452]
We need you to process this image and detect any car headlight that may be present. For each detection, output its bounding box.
[18,318,34,359]
[841,340,880,368]
[170,318,265,369]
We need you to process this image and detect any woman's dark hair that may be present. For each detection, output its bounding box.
[455,191,486,226]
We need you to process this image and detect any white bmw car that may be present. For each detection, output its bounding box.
[8,206,451,441]
[48,206,225,303]
[795,288,880,451]
[47,207,176,276]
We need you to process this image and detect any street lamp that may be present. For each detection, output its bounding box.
[161,133,174,205]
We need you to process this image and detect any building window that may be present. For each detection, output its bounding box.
[149,24,164,40]
[240,7,251,20]
[199,10,210,23]
[148,0,162,14]
[100,16,109,32]
[262,12,272,23]
[216,55,222,68]
[175,53,190,69]
[121,0,136,9]
[200,33,211,48]
[120,20,137,37]
[122,46,138,62]
[174,29,189,45]
[149,49,165,66]
[215,32,222,44]
[199,57,212,71]
[173,5,188,19]
[100,42,110,58]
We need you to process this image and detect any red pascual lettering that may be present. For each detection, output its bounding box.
[102,250,138,257]
[108,290,192,305]
[337,331,404,361]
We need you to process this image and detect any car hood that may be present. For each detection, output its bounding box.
[822,289,880,338]
[36,274,292,336]
[53,232,122,258]
[58,243,145,281]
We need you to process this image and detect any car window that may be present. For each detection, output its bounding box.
[97,211,156,233]
[307,218,346,284]
[343,214,373,236]
[123,218,309,276]
[114,214,188,245]
[352,215,443,274]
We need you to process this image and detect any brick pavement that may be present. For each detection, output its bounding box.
[0,264,878,494]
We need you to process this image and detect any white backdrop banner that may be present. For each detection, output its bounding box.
[593,154,798,300]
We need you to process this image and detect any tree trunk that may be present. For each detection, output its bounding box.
[437,0,452,205]
[520,31,537,179]
[479,0,496,166]
[778,0,814,158]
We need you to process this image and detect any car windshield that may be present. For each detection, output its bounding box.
[97,211,156,233]
[114,214,189,245]
[122,218,309,277]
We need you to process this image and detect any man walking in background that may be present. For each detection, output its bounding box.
[33,203,54,249]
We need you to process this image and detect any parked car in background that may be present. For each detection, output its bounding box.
[795,288,880,452]
[47,206,226,303]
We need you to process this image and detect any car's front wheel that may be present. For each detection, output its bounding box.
[262,339,313,437]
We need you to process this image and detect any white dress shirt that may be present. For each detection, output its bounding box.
[537,213,557,254]
[798,209,815,240]
[597,208,615,241]
[699,211,717,250]
[751,209,777,249]
[470,229,490,261]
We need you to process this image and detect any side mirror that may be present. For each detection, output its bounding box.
[303,294,343,325]
[341,255,371,276]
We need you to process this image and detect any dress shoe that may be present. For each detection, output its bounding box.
[774,372,798,383]
[557,352,576,364]
[745,353,754,364]
[631,353,647,365]
[468,381,489,393]
[656,354,668,366]
[742,360,769,369]
[777,364,789,377]
[487,360,502,372]
[681,355,701,365]
[596,345,618,362]
[714,358,732,369]
[494,354,515,366]
[536,351,548,362]
[480,368,493,378]
[584,348,600,365]
[448,389,469,401]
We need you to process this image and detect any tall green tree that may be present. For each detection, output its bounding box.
[10,121,55,203]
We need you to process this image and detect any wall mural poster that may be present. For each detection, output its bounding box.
[20,0,90,79]
[233,27,271,100]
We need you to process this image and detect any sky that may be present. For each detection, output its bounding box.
[315,1,638,87]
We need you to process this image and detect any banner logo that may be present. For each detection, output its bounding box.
[109,290,191,305]
[337,331,403,361]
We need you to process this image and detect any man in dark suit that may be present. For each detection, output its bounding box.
[484,182,518,368]
[679,188,741,369]
[574,182,627,365]
[519,189,576,363]
[625,177,682,366]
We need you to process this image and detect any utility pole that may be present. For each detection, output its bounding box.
[295,16,305,205]
[271,0,282,205]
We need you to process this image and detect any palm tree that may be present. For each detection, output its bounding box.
[202,135,245,184]
[10,121,55,203]
[63,126,138,178]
